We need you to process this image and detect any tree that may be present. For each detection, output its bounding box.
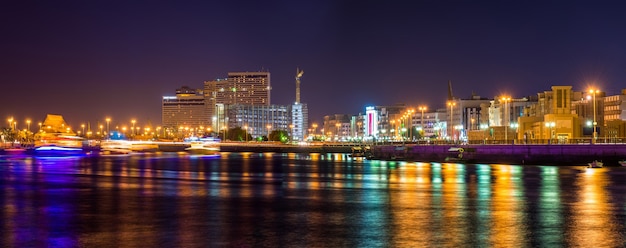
[269,130,289,143]
[1,127,16,146]
[227,127,252,141]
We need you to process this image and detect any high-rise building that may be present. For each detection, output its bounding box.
[204,71,271,130]
[291,103,308,141]
[226,104,290,139]
[162,86,209,129]
[291,69,308,141]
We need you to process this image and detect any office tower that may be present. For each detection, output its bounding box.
[204,71,271,129]
[162,86,209,130]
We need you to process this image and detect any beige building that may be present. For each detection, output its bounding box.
[518,86,582,143]
[161,86,209,130]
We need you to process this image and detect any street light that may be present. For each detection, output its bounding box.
[545,121,555,144]
[131,119,136,137]
[589,89,599,144]
[243,125,248,142]
[335,123,341,141]
[266,124,272,141]
[501,97,511,143]
[418,106,427,140]
[510,122,519,144]
[26,119,31,133]
[447,101,456,141]
[7,117,13,131]
[81,124,85,137]
[312,123,318,136]
[105,118,111,140]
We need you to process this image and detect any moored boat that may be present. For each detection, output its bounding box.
[587,160,603,168]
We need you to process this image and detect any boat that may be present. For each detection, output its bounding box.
[100,140,133,155]
[185,141,220,156]
[445,147,465,162]
[33,135,85,156]
[349,146,366,158]
[619,160,626,167]
[587,160,603,168]
[1,148,28,156]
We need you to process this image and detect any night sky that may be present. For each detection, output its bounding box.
[2,1,626,128]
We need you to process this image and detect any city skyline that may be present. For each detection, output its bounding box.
[2,1,626,126]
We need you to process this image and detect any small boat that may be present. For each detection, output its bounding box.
[619,160,626,167]
[349,146,366,158]
[587,160,603,168]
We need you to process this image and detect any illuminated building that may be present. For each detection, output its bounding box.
[291,69,308,141]
[518,86,582,142]
[41,114,75,135]
[323,114,351,141]
[447,95,491,141]
[410,108,447,140]
[226,104,290,138]
[603,89,626,138]
[291,102,308,141]
[161,86,209,129]
[204,71,271,130]
[364,106,378,138]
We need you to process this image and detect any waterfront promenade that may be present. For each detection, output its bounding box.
[3,140,625,166]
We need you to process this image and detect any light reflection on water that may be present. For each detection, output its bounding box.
[1,153,626,247]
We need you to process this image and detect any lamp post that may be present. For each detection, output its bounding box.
[447,101,456,141]
[335,123,341,141]
[81,124,85,137]
[419,106,427,140]
[131,119,136,138]
[289,124,294,142]
[266,124,271,141]
[105,118,111,140]
[510,122,519,144]
[501,97,511,144]
[7,117,13,131]
[545,121,555,144]
[312,123,318,136]
[26,119,31,133]
[589,89,598,144]
[38,122,42,132]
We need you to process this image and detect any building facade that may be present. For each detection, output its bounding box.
[204,71,271,129]
[226,104,290,139]
[290,103,308,141]
[161,86,209,130]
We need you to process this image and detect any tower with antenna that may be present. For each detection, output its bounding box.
[295,68,304,103]
[291,67,308,141]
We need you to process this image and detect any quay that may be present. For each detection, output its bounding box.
[370,143,626,166]
[4,140,626,166]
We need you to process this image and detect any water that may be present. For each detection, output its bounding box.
[1,152,626,247]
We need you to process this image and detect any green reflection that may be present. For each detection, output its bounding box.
[540,166,562,245]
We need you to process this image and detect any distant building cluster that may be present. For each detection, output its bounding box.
[162,71,308,141]
[322,84,626,143]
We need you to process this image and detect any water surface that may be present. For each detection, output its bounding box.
[1,152,625,247]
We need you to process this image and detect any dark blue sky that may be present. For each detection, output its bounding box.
[2,0,625,128]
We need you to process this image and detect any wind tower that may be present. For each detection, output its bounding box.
[295,68,304,103]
